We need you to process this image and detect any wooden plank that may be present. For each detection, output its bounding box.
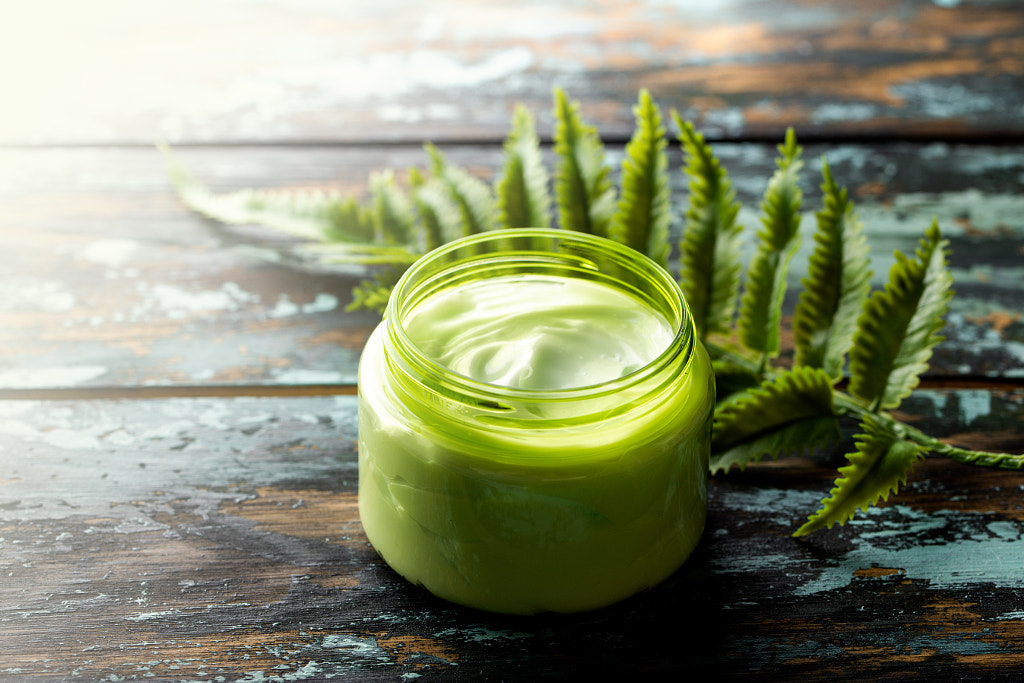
[1,392,1022,679]
[4,0,1023,146]
[0,142,1020,391]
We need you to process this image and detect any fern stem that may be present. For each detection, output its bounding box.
[832,392,1024,470]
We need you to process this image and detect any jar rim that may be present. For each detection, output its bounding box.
[384,228,694,403]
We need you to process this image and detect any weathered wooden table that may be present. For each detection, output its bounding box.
[2,1,1023,679]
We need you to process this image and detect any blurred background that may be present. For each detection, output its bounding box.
[4,0,1021,146]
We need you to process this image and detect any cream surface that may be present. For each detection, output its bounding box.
[402,274,674,390]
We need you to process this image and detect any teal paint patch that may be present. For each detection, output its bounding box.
[716,487,826,528]
[711,552,805,574]
[794,506,1024,596]
[901,635,1004,657]
[948,389,990,425]
[435,626,533,643]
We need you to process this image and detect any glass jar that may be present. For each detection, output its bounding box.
[357,229,714,614]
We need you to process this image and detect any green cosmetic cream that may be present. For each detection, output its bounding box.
[357,229,714,614]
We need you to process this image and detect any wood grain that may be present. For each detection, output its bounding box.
[4,0,1023,145]
[2,2,1022,676]
[1,393,1022,679]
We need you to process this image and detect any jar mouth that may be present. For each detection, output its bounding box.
[385,229,694,404]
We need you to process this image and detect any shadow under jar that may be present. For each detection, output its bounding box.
[357,229,714,614]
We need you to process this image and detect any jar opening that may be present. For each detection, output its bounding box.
[385,229,694,406]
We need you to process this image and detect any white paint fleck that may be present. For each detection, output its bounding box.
[378,102,460,124]
[137,281,260,319]
[0,365,107,388]
[322,634,390,661]
[127,609,182,621]
[267,47,534,101]
[80,239,138,268]
[272,369,344,384]
[700,107,746,136]
[268,292,339,319]
[811,102,879,124]
[0,280,75,313]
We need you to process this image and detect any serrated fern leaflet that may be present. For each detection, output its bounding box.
[370,170,416,245]
[426,143,497,235]
[792,159,872,380]
[674,113,744,339]
[409,167,462,251]
[608,89,671,267]
[711,366,839,474]
[553,87,616,237]
[737,128,803,365]
[162,143,376,244]
[794,416,927,536]
[496,104,552,229]
[849,220,952,411]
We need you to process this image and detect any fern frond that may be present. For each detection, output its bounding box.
[409,167,462,251]
[321,197,378,244]
[162,143,376,243]
[792,159,872,380]
[552,88,617,237]
[711,366,839,474]
[426,143,498,235]
[346,267,407,314]
[496,104,552,229]
[848,220,952,410]
[608,89,671,266]
[300,242,420,266]
[794,416,926,536]
[673,113,744,339]
[369,170,417,245]
[737,128,803,362]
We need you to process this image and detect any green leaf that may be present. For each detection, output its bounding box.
[711,358,762,406]
[347,267,406,314]
[711,366,839,474]
[608,89,671,266]
[496,104,552,229]
[409,167,462,251]
[369,169,416,245]
[161,143,376,243]
[737,128,803,362]
[792,159,872,380]
[552,88,617,237]
[848,220,953,410]
[300,242,420,266]
[794,417,927,536]
[321,197,378,244]
[673,113,744,339]
[426,143,498,235]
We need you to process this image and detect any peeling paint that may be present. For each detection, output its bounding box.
[0,365,107,389]
[272,369,345,384]
[795,506,1024,595]
[136,281,261,319]
[80,239,139,268]
[0,279,75,313]
[269,293,339,319]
